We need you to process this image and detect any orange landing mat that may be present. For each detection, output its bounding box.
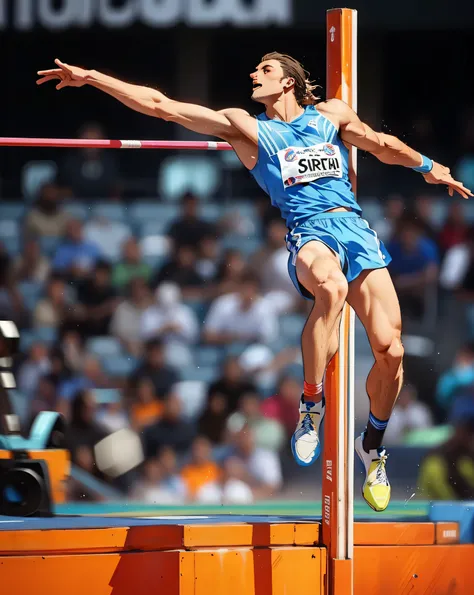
[0,515,472,594]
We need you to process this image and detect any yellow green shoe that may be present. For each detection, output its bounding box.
[355,434,391,512]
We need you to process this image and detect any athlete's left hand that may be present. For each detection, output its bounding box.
[422,162,473,199]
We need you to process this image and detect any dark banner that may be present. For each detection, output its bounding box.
[1,0,473,32]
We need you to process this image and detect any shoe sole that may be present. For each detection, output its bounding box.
[291,408,325,467]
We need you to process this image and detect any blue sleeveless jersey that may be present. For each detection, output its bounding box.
[249,105,361,230]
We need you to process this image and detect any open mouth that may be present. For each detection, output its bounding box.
[252,83,262,90]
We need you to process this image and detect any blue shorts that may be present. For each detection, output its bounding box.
[285,211,392,300]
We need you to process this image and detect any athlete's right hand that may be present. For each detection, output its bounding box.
[37,59,89,90]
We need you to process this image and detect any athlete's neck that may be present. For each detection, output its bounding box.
[265,97,305,123]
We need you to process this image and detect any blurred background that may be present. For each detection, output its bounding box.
[1,0,474,506]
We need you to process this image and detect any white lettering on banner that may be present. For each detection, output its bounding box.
[141,0,181,27]
[38,0,81,31]
[324,495,331,526]
[100,0,137,29]
[277,142,343,190]
[325,459,333,482]
[0,0,292,30]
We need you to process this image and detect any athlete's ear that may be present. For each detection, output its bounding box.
[284,77,295,90]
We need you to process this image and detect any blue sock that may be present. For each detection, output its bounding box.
[363,412,389,452]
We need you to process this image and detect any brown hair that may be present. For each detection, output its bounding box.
[261,52,321,106]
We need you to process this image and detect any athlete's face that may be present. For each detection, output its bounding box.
[250,59,293,104]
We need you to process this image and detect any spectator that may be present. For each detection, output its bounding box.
[57,356,110,417]
[439,224,474,291]
[435,343,474,414]
[112,237,153,291]
[251,218,297,314]
[83,214,131,263]
[156,446,188,502]
[129,377,164,431]
[202,271,279,346]
[231,427,283,500]
[24,182,69,238]
[226,392,286,451]
[166,192,216,250]
[196,234,221,282]
[33,274,71,329]
[153,244,205,300]
[64,389,108,467]
[417,395,474,500]
[52,219,100,281]
[0,244,28,325]
[198,392,229,445]
[371,194,405,244]
[141,393,196,459]
[140,282,199,345]
[129,338,180,399]
[387,212,439,321]
[180,436,221,501]
[261,374,301,438]
[13,238,50,284]
[413,195,438,242]
[128,457,177,504]
[438,202,469,256]
[110,277,153,357]
[58,122,121,199]
[96,398,130,434]
[17,342,50,398]
[214,249,246,296]
[75,260,120,338]
[206,356,257,415]
[383,385,433,445]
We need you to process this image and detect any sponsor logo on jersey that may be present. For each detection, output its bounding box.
[323,143,336,156]
[284,148,298,162]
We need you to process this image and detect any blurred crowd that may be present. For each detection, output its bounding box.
[1,120,474,503]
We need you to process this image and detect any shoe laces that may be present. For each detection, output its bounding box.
[301,413,315,434]
[370,452,389,486]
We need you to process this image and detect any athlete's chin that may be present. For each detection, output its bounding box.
[251,92,270,105]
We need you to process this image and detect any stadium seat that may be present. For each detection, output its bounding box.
[18,281,43,311]
[129,202,177,227]
[86,336,123,358]
[93,388,122,405]
[279,313,306,345]
[21,160,58,202]
[184,300,210,324]
[200,203,225,222]
[40,236,61,258]
[63,202,90,221]
[0,220,19,241]
[34,326,58,344]
[194,345,223,367]
[173,380,208,420]
[91,203,128,223]
[180,365,218,384]
[158,155,221,201]
[221,235,262,257]
[102,355,138,377]
[0,202,26,221]
[1,237,20,256]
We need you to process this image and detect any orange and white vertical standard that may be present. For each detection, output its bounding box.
[322,8,357,595]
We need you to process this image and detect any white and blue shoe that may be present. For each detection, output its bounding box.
[291,395,325,466]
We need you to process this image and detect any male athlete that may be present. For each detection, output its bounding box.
[37,53,471,511]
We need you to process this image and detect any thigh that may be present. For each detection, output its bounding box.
[295,240,342,297]
[346,267,401,352]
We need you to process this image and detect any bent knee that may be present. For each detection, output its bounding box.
[374,331,404,367]
[307,260,348,308]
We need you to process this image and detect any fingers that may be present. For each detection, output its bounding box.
[36,75,60,85]
[54,58,72,74]
[37,69,62,76]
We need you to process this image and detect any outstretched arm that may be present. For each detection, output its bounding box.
[318,98,472,198]
[37,59,244,141]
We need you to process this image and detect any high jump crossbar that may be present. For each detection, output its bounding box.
[0,10,356,593]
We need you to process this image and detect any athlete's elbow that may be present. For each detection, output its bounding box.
[153,99,177,121]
